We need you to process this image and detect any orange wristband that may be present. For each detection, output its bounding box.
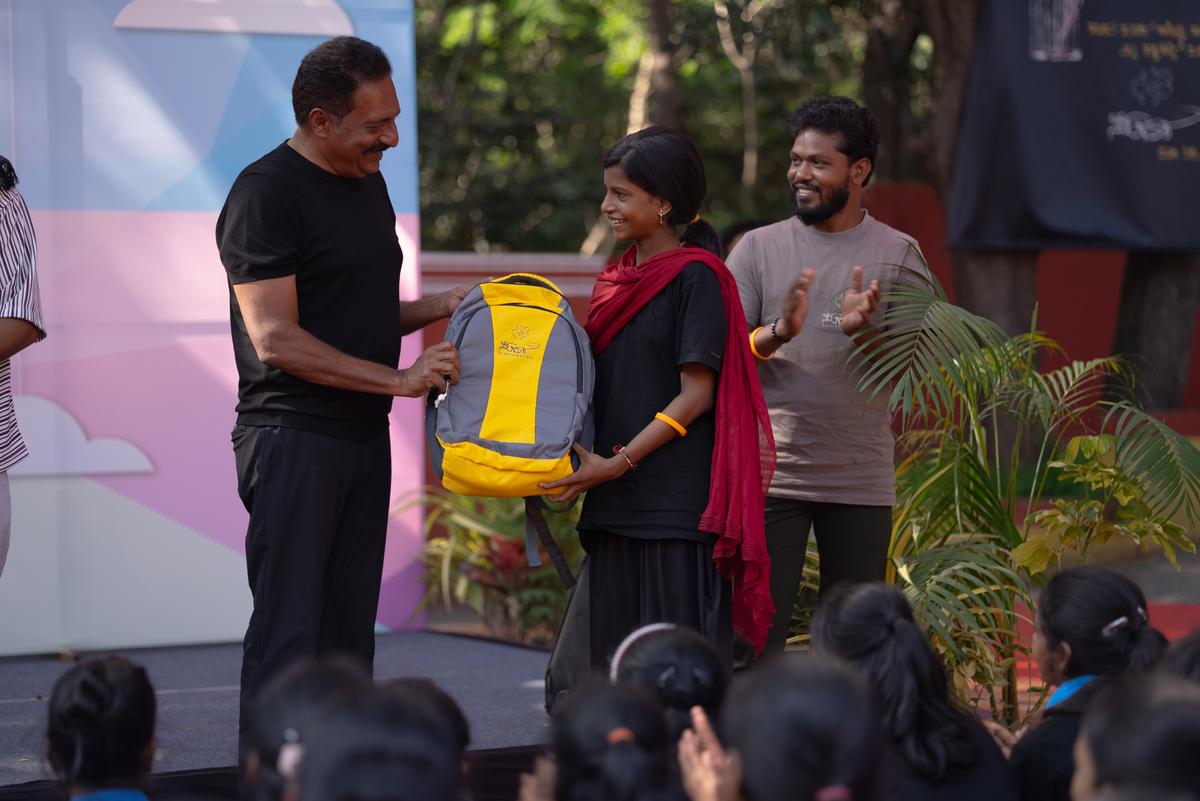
[749,328,770,361]
[655,412,687,437]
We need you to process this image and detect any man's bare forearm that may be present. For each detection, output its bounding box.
[255,321,412,396]
[398,292,453,336]
[0,318,41,362]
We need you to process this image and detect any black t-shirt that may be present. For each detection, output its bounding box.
[578,262,727,541]
[216,142,403,439]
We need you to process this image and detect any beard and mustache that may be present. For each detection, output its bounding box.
[790,176,851,226]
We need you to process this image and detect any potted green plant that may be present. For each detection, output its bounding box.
[400,489,583,646]
[824,261,1200,723]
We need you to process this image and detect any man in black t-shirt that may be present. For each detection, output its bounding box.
[215,37,462,754]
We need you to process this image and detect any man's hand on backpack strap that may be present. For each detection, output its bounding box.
[398,341,460,396]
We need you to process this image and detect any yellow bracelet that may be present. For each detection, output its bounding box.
[655,411,688,437]
[749,328,770,361]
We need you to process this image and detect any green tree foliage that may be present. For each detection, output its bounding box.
[416,1,874,252]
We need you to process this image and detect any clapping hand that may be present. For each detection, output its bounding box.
[518,755,555,801]
[840,265,880,335]
[678,706,741,801]
[773,268,816,341]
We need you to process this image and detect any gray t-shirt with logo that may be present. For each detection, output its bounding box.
[728,211,926,506]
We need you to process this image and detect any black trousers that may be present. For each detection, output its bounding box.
[762,497,892,654]
[232,424,391,751]
[583,529,732,669]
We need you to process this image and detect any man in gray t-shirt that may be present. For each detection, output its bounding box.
[728,96,927,654]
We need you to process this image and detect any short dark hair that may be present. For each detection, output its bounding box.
[292,36,392,127]
[300,689,462,801]
[787,96,880,186]
[1082,674,1200,796]
[722,657,883,801]
[382,677,471,756]
[46,657,156,789]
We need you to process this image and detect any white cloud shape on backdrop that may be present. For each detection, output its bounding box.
[9,396,154,477]
[114,0,354,36]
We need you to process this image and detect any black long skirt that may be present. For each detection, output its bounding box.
[582,528,732,669]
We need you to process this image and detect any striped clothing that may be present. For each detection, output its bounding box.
[0,185,45,472]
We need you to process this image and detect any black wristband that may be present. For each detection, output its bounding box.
[769,316,788,342]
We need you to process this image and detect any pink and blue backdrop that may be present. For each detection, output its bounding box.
[0,0,427,654]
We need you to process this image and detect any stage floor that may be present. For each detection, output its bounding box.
[0,631,550,788]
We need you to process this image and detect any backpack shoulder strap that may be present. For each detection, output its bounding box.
[524,496,576,589]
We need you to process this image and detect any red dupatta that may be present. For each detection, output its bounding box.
[584,244,777,654]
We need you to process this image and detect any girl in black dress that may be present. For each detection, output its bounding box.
[540,127,775,669]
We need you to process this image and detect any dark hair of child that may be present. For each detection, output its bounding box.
[1080,674,1200,798]
[299,687,462,801]
[551,677,685,801]
[382,677,471,756]
[245,656,370,801]
[811,582,982,783]
[46,656,157,792]
[1038,566,1167,677]
[722,656,883,801]
[610,624,730,745]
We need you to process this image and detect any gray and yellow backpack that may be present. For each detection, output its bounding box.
[426,273,594,585]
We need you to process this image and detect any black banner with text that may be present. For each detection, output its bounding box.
[948,0,1200,251]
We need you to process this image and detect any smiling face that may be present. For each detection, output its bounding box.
[787,129,867,228]
[601,165,670,243]
[311,77,400,179]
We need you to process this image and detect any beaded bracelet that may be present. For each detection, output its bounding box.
[612,444,637,471]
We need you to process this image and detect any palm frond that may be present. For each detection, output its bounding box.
[847,269,1011,426]
[990,357,1128,432]
[1106,403,1200,524]
[892,536,1031,688]
[895,433,1020,546]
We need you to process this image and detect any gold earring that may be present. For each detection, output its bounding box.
[658,208,667,226]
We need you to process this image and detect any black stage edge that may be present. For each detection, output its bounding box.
[0,631,551,801]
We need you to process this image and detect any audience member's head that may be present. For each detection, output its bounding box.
[722,657,882,801]
[300,687,463,801]
[46,656,156,794]
[1158,631,1200,685]
[610,623,730,744]
[382,677,471,756]
[812,582,979,783]
[1072,674,1200,801]
[551,677,682,801]
[719,219,768,259]
[245,656,370,801]
[1034,566,1166,685]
